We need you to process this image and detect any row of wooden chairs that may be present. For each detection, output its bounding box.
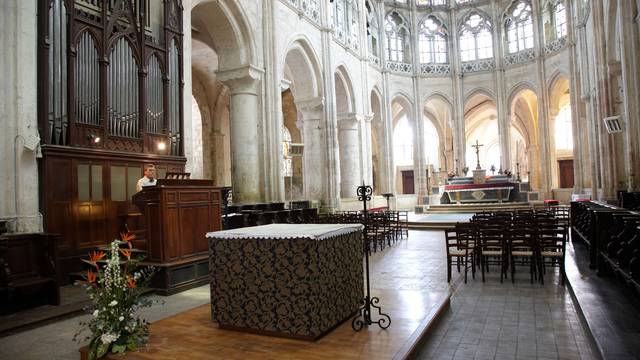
[317,210,408,253]
[445,209,568,284]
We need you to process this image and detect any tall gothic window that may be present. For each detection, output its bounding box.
[418,16,448,64]
[282,126,293,177]
[347,0,359,49]
[366,1,380,58]
[332,0,346,42]
[555,104,573,150]
[394,115,414,166]
[416,0,447,6]
[505,1,534,54]
[385,11,410,62]
[332,0,359,49]
[554,1,567,38]
[459,12,493,62]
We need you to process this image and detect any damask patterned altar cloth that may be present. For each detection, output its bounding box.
[206,224,364,340]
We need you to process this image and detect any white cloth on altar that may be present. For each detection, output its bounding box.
[206,223,363,241]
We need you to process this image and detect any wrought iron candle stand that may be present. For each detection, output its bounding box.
[352,183,391,331]
[220,187,232,230]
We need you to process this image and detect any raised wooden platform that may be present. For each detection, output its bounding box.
[80,289,450,360]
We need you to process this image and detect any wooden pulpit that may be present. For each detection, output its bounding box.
[132,179,222,295]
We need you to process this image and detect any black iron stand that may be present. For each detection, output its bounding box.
[220,187,232,230]
[352,183,391,331]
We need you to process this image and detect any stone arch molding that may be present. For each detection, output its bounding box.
[282,35,324,101]
[507,81,539,106]
[191,0,257,71]
[391,92,414,124]
[334,64,356,114]
[546,70,571,91]
[464,87,496,105]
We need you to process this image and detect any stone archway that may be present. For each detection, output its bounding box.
[190,0,262,203]
[334,65,360,198]
[464,92,498,174]
[282,37,325,202]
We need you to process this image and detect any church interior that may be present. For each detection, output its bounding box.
[2,0,640,359]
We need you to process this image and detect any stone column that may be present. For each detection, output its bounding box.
[296,97,327,201]
[338,114,363,198]
[618,0,640,191]
[0,0,42,232]
[449,6,466,172]
[362,115,374,189]
[217,66,264,203]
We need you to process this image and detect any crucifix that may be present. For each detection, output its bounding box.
[471,140,484,170]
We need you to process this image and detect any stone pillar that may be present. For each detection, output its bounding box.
[0,0,42,232]
[296,97,327,201]
[618,0,640,191]
[337,114,363,198]
[449,7,466,172]
[217,66,264,203]
[362,115,374,189]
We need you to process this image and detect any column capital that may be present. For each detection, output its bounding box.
[295,96,325,120]
[337,113,364,130]
[216,64,263,95]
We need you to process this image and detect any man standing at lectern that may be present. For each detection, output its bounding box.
[136,163,157,193]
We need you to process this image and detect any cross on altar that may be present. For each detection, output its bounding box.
[471,140,484,170]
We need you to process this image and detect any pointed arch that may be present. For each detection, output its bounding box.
[190,0,257,70]
[334,64,355,114]
[282,35,324,100]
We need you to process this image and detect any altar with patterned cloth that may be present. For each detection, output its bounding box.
[206,223,364,340]
[443,181,516,203]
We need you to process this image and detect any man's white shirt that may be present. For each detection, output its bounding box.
[136,176,157,193]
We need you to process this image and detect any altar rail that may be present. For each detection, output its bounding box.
[571,201,640,295]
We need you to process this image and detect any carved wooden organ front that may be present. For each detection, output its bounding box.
[37,0,186,280]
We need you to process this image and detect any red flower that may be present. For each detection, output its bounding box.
[120,248,132,259]
[120,232,135,243]
[86,269,96,283]
[127,276,137,289]
[88,251,105,265]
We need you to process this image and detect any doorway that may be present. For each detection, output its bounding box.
[401,170,415,194]
[558,159,574,188]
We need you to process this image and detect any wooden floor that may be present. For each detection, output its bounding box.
[91,288,450,360]
[81,232,454,359]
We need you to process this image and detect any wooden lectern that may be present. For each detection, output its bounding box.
[132,179,222,295]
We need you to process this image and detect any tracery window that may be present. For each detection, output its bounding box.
[282,126,293,177]
[553,1,567,39]
[505,1,534,54]
[459,12,493,62]
[419,15,448,64]
[366,1,380,58]
[394,115,414,166]
[416,0,447,6]
[332,0,360,50]
[385,11,410,63]
[555,104,573,151]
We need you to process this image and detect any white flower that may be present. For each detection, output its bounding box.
[92,310,99,317]
[119,316,124,322]
[109,300,118,307]
[100,333,118,345]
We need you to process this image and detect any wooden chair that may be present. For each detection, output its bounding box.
[509,227,537,284]
[538,223,568,284]
[444,223,476,283]
[478,224,508,283]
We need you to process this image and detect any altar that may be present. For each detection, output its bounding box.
[206,223,364,340]
[442,179,516,203]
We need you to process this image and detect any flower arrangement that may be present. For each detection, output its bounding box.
[74,232,156,360]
